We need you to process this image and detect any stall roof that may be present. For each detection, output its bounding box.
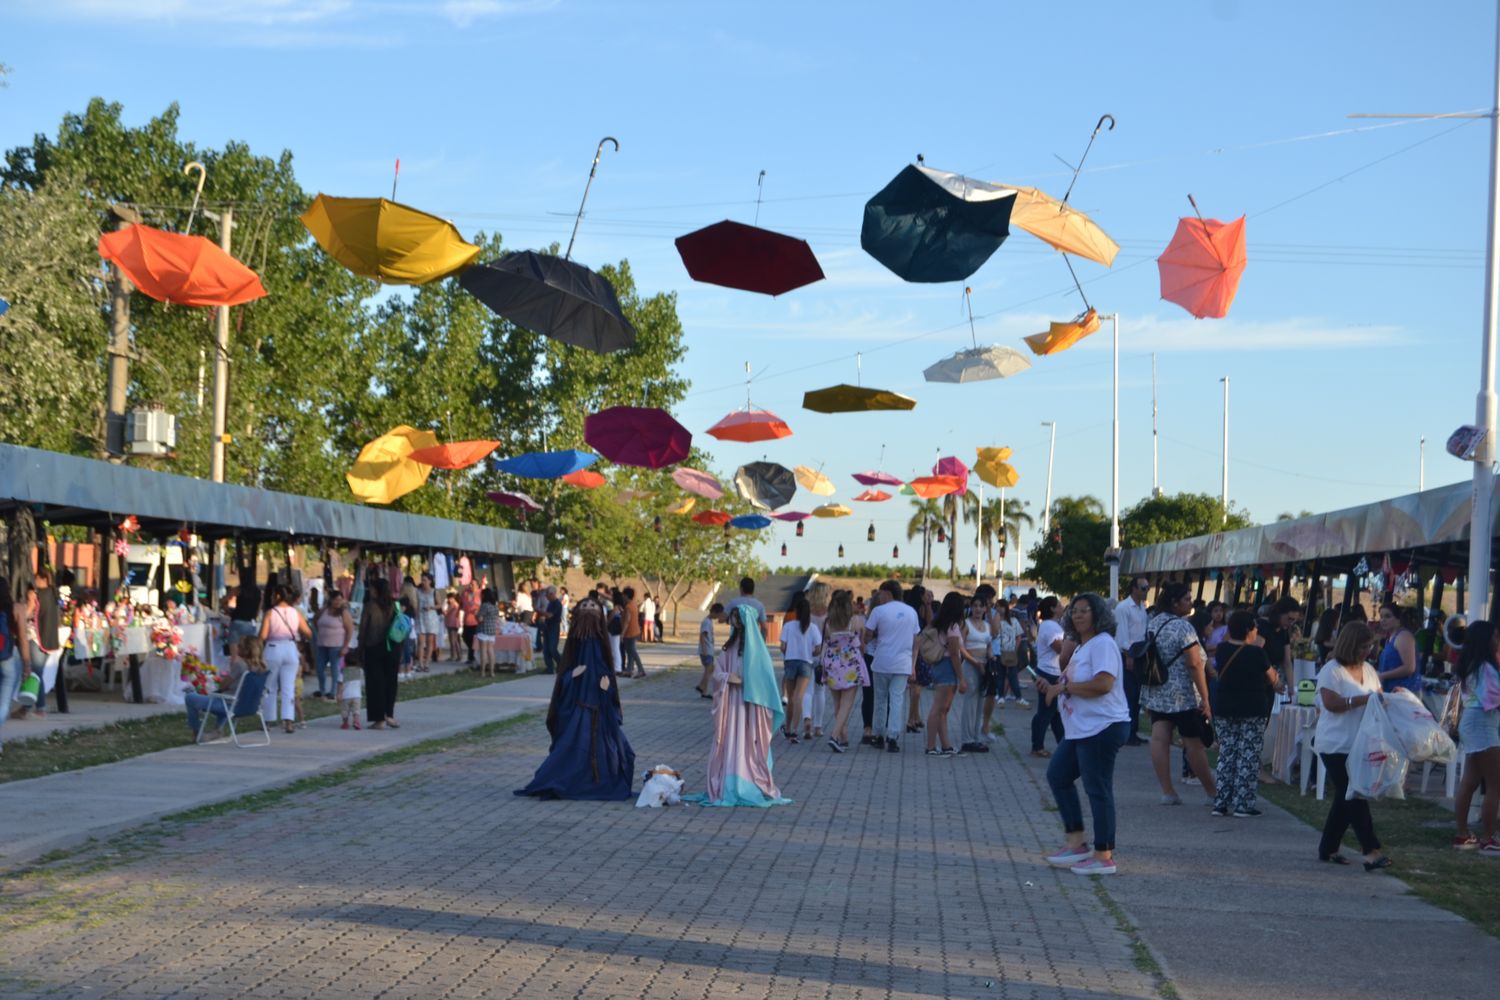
[0,443,543,557]
[1120,476,1500,577]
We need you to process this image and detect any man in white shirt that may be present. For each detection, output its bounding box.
[862,579,919,752]
[724,577,768,639]
[1114,576,1152,746]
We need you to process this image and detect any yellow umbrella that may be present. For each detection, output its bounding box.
[1024,309,1101,357]
[668,496,697,515]
[1005,185,1119,267]
[794,465,836,496]
[346,425,439,504]
[974,447,1020,488]
[301,194,480,285]
[812,503,852,518]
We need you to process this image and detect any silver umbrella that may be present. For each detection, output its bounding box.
[924,287,1033,384]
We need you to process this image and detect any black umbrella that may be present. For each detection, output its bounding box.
[459,251,636,353]
[733,461,797,511]
[861,162,1017,283]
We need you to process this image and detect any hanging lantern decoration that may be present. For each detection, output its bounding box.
[671,538,681,555]
[867,522,876,542]
[723,540,731,553]
[892,544,900,560]
[837,544,845,559]
[588,513,596,530]
[796,521,805,538]
[653,514,663,534]
[937,526,947,544]
[781,543,788,557]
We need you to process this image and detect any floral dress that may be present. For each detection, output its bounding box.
[820,629,868,691]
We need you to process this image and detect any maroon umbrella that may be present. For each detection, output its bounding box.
[852,470,903,487]
[674,220,824,296]
[584,406,692,469]
[486,489,542,513]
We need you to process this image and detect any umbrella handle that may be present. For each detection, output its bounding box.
[755,170,766,226]
[565,137,620,261]
[182,161,207,235]
[1060,114,1115,205]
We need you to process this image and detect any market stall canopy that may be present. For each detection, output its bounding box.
[729,513,773,530]
[734,461,797,511]
[671,467,725,499]
[300,194,479,285]
[98,224,267,307]
[974,447,1019,488]
[907,475,965,499]
[811,503,852,518]
[1005,185,1120,267]
[561,469,607,489]
[802,384,916,414]
[861,163,1016,282]
[1158,201,1247,319]
[668,496,697,515]
[584,406,691,469]
[693,509,733,526]
[924,344,1031,384]
[853,489,893,502]
[494,449,597,479]
[933,456,971,496]
[706,406,793,443]
[406,440,500,470]
[794,466,836,496]
[852,470,903,486]
[460,251,636,353]
[486,489,542,513]
[675,220,824,296]
[1024,309,1101,356]
[346,425,438,505]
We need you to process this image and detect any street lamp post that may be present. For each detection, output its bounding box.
[1040,420,1056,537]
[1220,376,1230,523]
[1107,313,1121,602]
[1473,12,1500,617]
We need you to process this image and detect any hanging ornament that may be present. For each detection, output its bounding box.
[937,526,946,545]
[723,540,730,553]
[837,544,845,559]
[780,543,788,557]
[892,544,900,560]
[867,522,876,542]
[796,521,805,538]
[652,514,662,533]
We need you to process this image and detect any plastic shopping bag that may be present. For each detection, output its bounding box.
[1383,688,1458,764]
[1346,695,1409,801]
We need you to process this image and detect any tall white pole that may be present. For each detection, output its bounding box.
[1152,353,1160,497]
[975,482,984,588]
[1469,1,1500,620]
[1109,314,1120,602]
[1420,436,1426,492]
[210,207,233,484]
[1041,420,1056,537]
[1220,376,1230,522]
[999,487,1006,585]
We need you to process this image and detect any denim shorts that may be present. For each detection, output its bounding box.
[929,656,957,687]
[783,659,814,683]
[1460,705,1500,753]
[699,654,714,669]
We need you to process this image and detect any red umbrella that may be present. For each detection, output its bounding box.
[406,440,501,469]
[675,220,825,296]
[852,470,903,486]
[585,406,692,469]
[672,467,725,499]
[692,509,733,526]
[933,456,971,496]
[706,406,793,443]
[562,469,607,489]
[853,489,893,502]
[486,489,542,513]
[1157,197,1247,319]
[98,224,267,307]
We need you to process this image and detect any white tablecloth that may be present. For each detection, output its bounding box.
[178,623,226,666]
[1265,704,1318,783]
[140,656,186,705]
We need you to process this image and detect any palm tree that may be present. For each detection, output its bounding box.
[1000,500,1035,579]
[906,498,944,579]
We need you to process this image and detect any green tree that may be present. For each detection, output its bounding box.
[1122,492,1254,548]
[1028,495,1109,596]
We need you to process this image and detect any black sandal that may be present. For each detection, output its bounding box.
[1363,856,1393,872]
[1319,853,1351,865]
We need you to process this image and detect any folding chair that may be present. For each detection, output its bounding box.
[1420,687,1464,797]
[195,670,271,747]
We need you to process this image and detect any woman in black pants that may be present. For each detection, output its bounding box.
[1312,621,1392,870]
[359,577,401,730]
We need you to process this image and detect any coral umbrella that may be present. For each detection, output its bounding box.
[974,447,1020,488]
[862,163,1017,283]
[346,425,438,504]
[668,497,697,515]
[1025,309,1101,357]
[675,219,824,296]
[562,469,607,489]
[908,475,965,499]
[301,195,479,285]
[933,456,970,496]
[487,489,542,513]
[853,489,893,502]
[585,406,692,469]
[1157,196,1247,319]
[733,461,798,511]
[812,503,852,518]
[671,467,725,499]
[729,513,773,530]
[853,470,903,486]
[693,510,733,526]
[494,449,597,479]
[98,224,266,307]
[406,439,500,469]
[794,465,836,496]
[772,511,811,522]
[707,406,793,443]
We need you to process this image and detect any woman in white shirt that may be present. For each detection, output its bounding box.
[1313,621,1391,870]
[779,595,822,745]
[1035,593,1131,876]
[1030,596,1067,757]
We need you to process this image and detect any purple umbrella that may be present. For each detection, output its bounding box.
[487,489,542,513]
[852,470,904,486]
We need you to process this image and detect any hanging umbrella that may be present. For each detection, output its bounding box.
[693,510,733,527]
[668,496,697,515]
[908,475,965,499]
[671,467,725,499]
[1006,185,1120,267]
[562,468,607,489]
[460,251,636,354]
[615,489,652,503]
[1025,309,1101,356]
[771,511,811,522]
[486,489,542,513]
[734,461,797,511]
[802,384,916,414]
[853,489,893,502]
[852,470,903,486]
[794,465,836,496]
[675,219,824,296]
[862,162,1017,282]
[812,503,852,518]
[98,224,267,307]
[729,513,773,530]
[405,439,500,469]
[1157,197,1247,319]
[974,447,1019,488]
[933,456,971,496]
[301,194,479,285]
[925,286,1034,385]
[0,298,8,316]
[346,425,439,504]
[899,483,917,496]
[585,406,692,469]
[707,406,793,442]
[494,449,597,479]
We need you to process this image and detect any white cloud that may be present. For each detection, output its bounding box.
[20,0,559,28]
[1090,314,1406,353]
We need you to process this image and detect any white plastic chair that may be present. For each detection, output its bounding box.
[1420,687,1464,797]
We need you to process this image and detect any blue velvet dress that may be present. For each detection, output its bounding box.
[515,630,635,801]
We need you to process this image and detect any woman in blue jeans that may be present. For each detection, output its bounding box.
[0,576,29,756]
[1036,593,1131,876]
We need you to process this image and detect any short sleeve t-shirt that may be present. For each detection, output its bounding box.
[1314,662,1383,753]
[724,596,767,626]
[1035,619,1065,676]
[866,601,920,674]
[1213,642,1274,719]
[698,616,717,657]
[1060,633,1129,739]
[1140,613,1202,714]
[781,620,822,662]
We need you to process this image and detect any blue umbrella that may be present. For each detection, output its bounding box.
[729,514,772,530]
[0,298,8,316]
[494,449,598,479]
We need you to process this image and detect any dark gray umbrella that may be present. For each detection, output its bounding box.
[733,461,797,511]
[459,250,637,353]
[861,163,1016,283]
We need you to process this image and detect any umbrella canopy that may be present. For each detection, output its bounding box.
[974,447,1019,488]
[852,470,903,486]
[706,406,793,443]
[862,164,1017,283]
[1005,185,1120,267]
[406,439,500,469]
[460,251,636,353]
[585,406,692,469]
[98,224,267,307]
[674,220,824,296]
[692,509,733,526]
[671,467,725,499]
[933,456,971,496]
[1024,309,1101,357]
[729,513,773,530]
[301,195,479,285]
[562,469,607,489]
[853,489,893,502]
[793,465,836,496]
[1158,213,1248,319]
[924,344,1032,384]
[771,510,811,522]
[668,496,697,515]
[908,475,965,499]
[494,449,597,479]
[802,384,916,414]
[486,489,542,513]
[811,503,852,518]
[734,461,797,511]
[346,425,438,505]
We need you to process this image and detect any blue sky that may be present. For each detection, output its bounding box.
[4,0,1496,572]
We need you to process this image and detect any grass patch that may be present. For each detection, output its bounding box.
[0,667,530,785]
[1092,881,1181,1000]
[1259,781,1500,940]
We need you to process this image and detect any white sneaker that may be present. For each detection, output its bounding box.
[1015,699,1030,708]
[984,733,997,743]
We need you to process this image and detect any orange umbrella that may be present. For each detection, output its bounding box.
[668,496,697,515]
[1024,309,1101,357]
[1157,198,1247,319]
[707,406,793,442]
[1006,185,1119,267]
[98,224,267,307]
[693,509,732,526]
[908,475,965,499]
[406,439,500,469]
[562,469,607,489]
[853,489,892,502]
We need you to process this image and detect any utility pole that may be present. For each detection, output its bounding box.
[1420,436,1426,492]
[1152,353,1161,497]
[207,207,233,483]
[1220,376,1231,522]
[104,203,142,459]
[1040,420,1056,537]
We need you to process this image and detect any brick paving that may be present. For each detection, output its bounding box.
[0,671,1158,1000]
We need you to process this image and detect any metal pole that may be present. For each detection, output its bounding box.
[210,208,233,484]
[1109,313,1120,602]
[1041,420,1056,537]
[1471,7,1500,617]
[999,487,1007,585]
[1420,436,1426,492]
[1152,352,1160,497]
[1220,376,1230,522]
[975,482,984,588]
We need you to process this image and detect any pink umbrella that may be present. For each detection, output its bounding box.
[672,466,725,499]
[585,406,692,469]
[853,470,903,486]
[771,510,811,521]
[486,489,542,513]
[853,489,893,502]
[933,456,971,496]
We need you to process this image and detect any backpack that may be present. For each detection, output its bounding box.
[918,626,948,666]
[1134,618,1186,687]
[386,610,413,650]
[608,608,624,636]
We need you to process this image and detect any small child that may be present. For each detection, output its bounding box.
[443,591,462,662]
[476,587,499,677]
[338,659,364,730]
[398,597,417,679]
[696,603,725,697]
